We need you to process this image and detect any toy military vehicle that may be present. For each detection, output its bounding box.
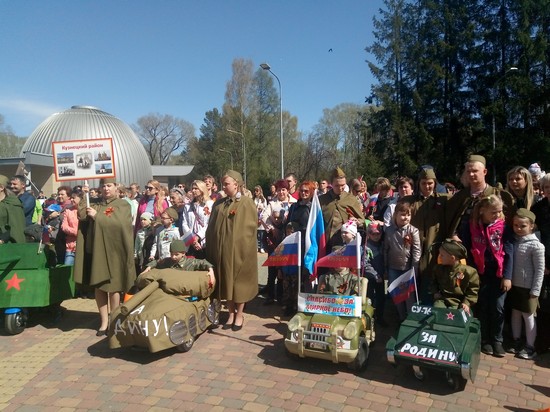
[108,268,219,353]
[0,243,74,334]
[386,305,481,390]
[285,276,375,370]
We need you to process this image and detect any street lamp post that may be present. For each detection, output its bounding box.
[226,128,246,187]
[260,63,284,179]
[218,148,233,170]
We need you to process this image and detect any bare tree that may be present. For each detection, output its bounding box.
[133,113,195,165]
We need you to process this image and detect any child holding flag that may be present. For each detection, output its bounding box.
[430,239,479,314]
[317,221,360,296]
[384,200,421,320]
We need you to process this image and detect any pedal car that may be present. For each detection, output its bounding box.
[285,277,375,370]
[0,243,74,334]
[108,268,220,353]
[386,304,481,390]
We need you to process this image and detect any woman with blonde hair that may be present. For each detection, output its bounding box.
[188,180,213,259]
[135,179,169,232]
[206,170,258,331]
[506,166,534,212]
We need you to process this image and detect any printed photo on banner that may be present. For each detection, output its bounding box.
[52,138,116,181]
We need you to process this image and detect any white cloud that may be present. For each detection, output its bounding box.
[0,98,64,119]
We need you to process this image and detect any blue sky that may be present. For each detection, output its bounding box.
[0,1,385,138]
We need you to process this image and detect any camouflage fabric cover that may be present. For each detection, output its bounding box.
[137,268,214,299]
[108,269,215,353]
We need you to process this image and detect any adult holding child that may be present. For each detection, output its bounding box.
[206,170,258,331]
[74,177,136,336]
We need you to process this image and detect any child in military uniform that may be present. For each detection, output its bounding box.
[144,239,215,287]
[431,239,480,314]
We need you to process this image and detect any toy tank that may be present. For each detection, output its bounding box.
[0,243,74,334]
[386,305,481,390]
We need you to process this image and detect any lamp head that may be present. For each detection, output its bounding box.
[260,63,271,70]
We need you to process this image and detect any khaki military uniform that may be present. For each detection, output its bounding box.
[319,190,364,252]
[148,256,213,271]
[318,269,359,295]
[431,263,480,309]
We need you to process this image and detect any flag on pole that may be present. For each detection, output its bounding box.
[182,230,198,247]
[304,193,326,278]
[315,237,359,269]
[263,232,300,267]
[387,268,416,304]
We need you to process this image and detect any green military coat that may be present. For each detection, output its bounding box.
[319,190,365,251]
[431,263,480,309]
[74,196,136,292]
[0,194,26,243]
[205,194,258,303]
[401,193,447,275]
[444,185,514,239]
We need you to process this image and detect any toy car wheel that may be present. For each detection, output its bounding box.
[446,372,467,391]
[177,336,195,352]
[412,365,425,381]
[5,311,26,335]
[348,336,369,371]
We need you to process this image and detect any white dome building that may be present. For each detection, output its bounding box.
[20,106,153,189]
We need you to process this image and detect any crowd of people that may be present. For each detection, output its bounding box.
[0,156,548,359]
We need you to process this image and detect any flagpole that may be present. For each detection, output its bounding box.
[413,268,419,304]
[297,231,302,294]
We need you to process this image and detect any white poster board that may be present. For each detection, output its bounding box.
[52,138,116,181]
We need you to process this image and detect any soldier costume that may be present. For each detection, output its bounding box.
[74,177,136,293]
[147,239,214,271]
[318,268,359,295]
[431,239,480,310]
[319,167,365,252]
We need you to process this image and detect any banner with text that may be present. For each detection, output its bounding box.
[297,292,361,317]
[52,138,116,181]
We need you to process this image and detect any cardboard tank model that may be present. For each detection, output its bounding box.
[108,268,220,353]
[0,243,74,334]
[283,235,375,371]
[386,305,481,391]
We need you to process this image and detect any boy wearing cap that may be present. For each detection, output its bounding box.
[134,211,155,271]
[149,207,180,261]
[431,239,480,314]
[144,239,215,289]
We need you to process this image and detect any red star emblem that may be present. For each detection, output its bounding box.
[5,273,25,291]
[446,312,455,320]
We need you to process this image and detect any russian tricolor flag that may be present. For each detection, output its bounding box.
[304,193,326,278]
[387,268,417,304]
[182,230,198,247]
[263,231,301,267]
[315,237,359,269]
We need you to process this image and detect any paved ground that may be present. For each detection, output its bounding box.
[1,254,549,412]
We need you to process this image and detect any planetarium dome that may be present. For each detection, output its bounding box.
[21,105,152,186]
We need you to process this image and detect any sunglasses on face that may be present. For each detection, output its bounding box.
[145,186,155,190]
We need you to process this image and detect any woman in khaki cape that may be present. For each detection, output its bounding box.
[74,177,136,336]
[206,170,258,331]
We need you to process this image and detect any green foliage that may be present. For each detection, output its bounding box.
[0,115,26,157]
[366,0,550,186]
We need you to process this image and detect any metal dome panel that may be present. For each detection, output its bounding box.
[21,106,152,186]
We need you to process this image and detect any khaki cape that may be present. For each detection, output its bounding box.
[205,194,258,303]
[74,197,136,292]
